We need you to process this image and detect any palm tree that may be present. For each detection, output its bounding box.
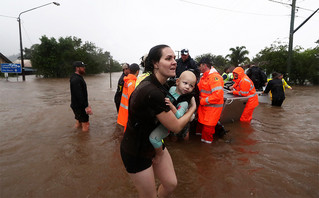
[226,46,250,66]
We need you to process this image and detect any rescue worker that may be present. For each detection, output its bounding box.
[222,67,231,83]
[117,63,140,129]
[114,63,130,112]
[196,58,224,144]
[279,74,292,91]
[229,67,259,122]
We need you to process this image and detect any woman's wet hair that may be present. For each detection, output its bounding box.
[144,44,170,73]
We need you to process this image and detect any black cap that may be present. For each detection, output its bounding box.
[73,61,87,67]
[181,49,189,55]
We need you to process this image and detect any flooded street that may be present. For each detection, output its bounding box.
[1,73,318,198]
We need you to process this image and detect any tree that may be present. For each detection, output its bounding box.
[292,46,319,85]
[253,43,288,75]
[29,35,116,78]
[226,46,250,66]
[253,42,319,85]
[195,53,227,73]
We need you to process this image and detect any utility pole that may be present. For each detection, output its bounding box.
[287,0,296,79]
[108,58,112,88]
[287,1,319,81]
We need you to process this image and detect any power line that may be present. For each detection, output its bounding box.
[0,14,16,19]
[268,0,316,12]
[21,20,34,47]
[179,0,290,16]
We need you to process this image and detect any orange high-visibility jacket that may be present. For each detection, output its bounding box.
[117,74,137,127]
[232,67,259,109]
[197,68,224,126]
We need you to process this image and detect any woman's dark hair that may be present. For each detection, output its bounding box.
[144,44,170,73]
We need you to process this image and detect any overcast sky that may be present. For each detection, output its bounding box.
[1,0,318,64]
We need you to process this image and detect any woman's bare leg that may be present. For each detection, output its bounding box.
[153,148,177,198]
[129,166,157,198]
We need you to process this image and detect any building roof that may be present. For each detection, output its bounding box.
[0,52,13,63]
[14,59,32,67]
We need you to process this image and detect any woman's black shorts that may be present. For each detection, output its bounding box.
[120,148,153,174]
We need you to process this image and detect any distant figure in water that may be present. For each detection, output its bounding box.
[70,61,93,132]
[264,72,285,107]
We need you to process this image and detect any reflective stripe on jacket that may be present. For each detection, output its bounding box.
[197,68,224,126]
[117,74,137,127]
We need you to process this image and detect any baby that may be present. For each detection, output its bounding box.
[149,70,197,149]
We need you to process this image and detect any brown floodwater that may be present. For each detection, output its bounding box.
[0,73,318,198]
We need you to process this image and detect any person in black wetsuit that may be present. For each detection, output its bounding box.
[263,72,285,106]
[70,61,93,132]
[120,45,196,198]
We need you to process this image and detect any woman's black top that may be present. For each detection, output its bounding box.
[120,74,170,159]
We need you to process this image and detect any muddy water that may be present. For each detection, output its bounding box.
[0,73,318,198]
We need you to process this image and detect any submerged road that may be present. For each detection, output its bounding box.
[0,73,318,197]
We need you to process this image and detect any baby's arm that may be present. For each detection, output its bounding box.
[174,101,188,119]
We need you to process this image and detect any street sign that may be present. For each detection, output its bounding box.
[1,63,22,73]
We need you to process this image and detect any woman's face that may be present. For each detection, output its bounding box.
[154,47,177,78]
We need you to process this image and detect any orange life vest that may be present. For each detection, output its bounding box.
[117,74,137,128]
[197,68,224,126]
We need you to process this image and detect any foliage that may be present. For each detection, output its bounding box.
[226,46,250,66]
[292,46,319,85]
[253,42,319,85]
[253,43,288,74]
[29,36,121,78]
[194,53,227,73]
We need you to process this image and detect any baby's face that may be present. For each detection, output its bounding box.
[176,72,196,95]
